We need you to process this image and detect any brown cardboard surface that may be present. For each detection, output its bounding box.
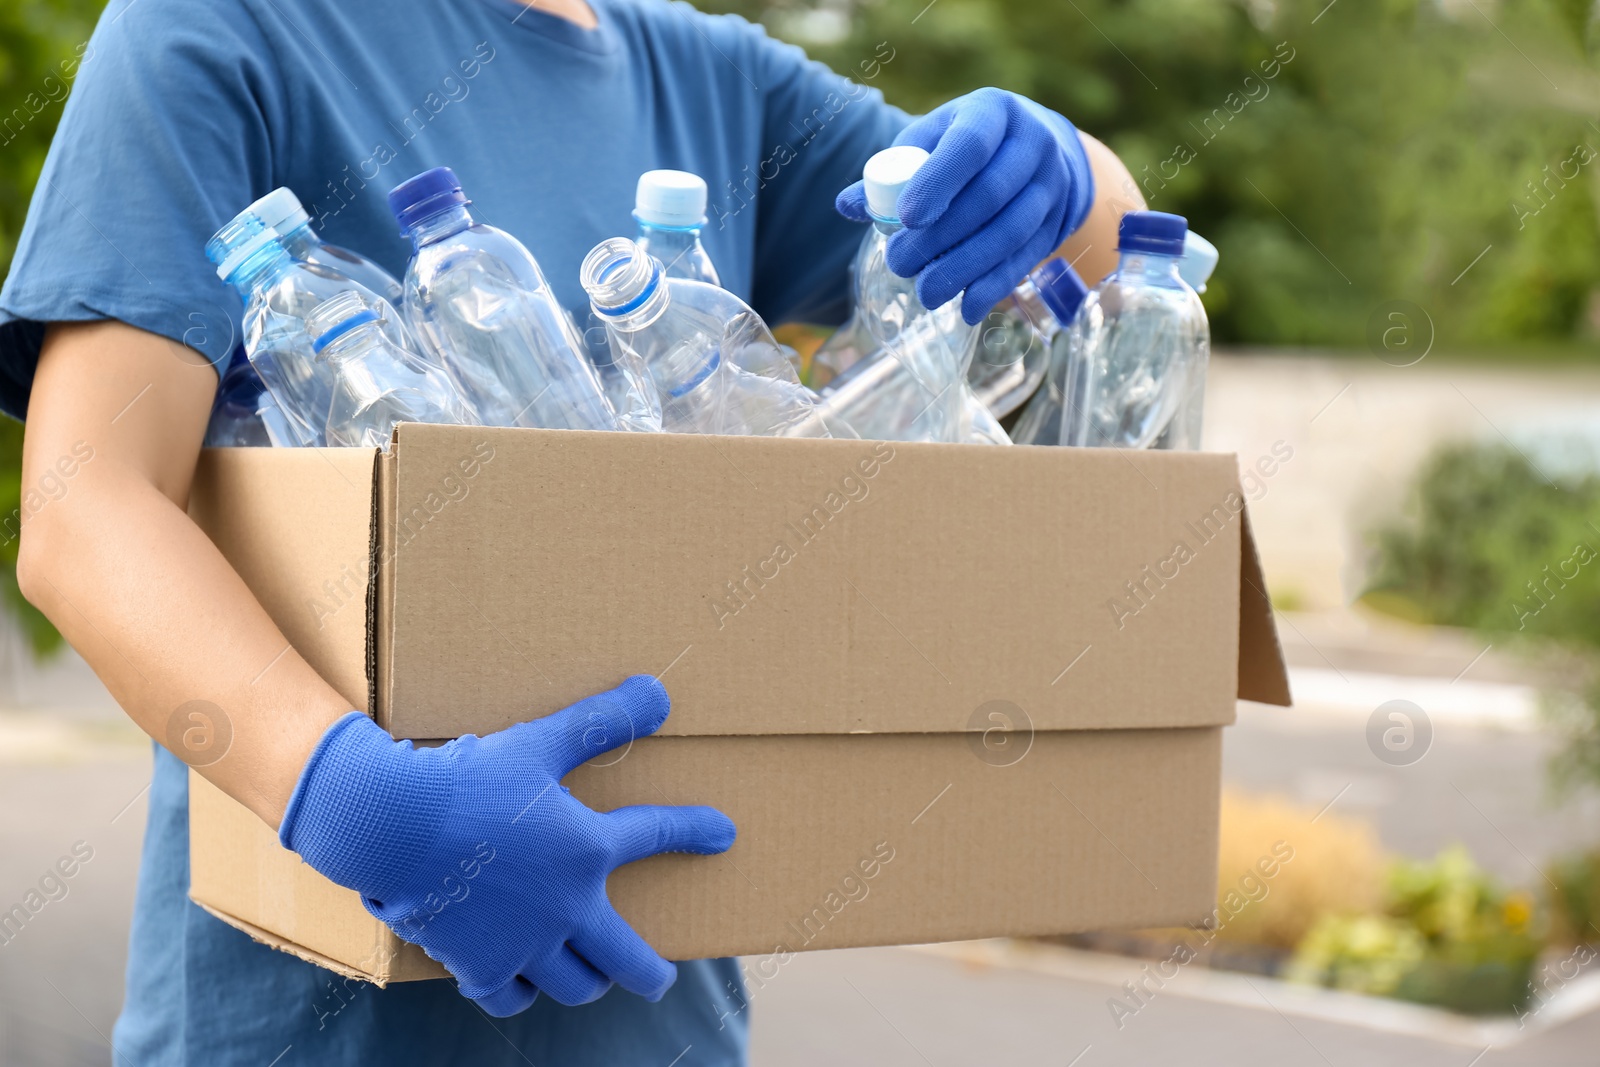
[189,446,377,712]
[191,724,1221,974]
[187,430,1289,981]
[374,425,1285,740]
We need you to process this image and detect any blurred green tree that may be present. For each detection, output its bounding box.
[706,0,1600,350]
[0,0,103,656]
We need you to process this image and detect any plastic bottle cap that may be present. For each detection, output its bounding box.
[635,170,708,228]
[388,167,470,234]
[1118,211,1187,257]
[1030,258,1089,326]
[1178,231,1219,293]
[247,187,310,235]
[863,145,930,222]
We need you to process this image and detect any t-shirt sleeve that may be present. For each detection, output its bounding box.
[0,0,283,420]
[739,30,909,328]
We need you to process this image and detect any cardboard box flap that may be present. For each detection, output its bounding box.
[372,425,1277,740]
[1236,508,1292,707]
[190,447,376,712]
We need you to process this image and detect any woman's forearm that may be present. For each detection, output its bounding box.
[1056,132,1147,287]
[17,321,349,826]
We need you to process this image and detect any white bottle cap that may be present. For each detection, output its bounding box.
[634,170,708,228]
[246,187,311,235]
[863,145,930,222]
[1178,231,1219,293]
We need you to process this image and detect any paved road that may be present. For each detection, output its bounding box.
[1,700,1594,1066]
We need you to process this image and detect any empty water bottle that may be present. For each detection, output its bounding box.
[207,212,409,447]
[634,170,719,285]
[1003,262,1094,448]
[307,291,480,448]
[967,260,1084,419]
[809,146,978,441]
[582,237,834,438]
[1064,211,1210,450]
[819,341,1008,445]
[203,348,273,447]
[390,167,619,431]
[583,169,725,431]
[1178,231,1219,294]
[246,187,404,306]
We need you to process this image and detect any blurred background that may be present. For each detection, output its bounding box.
[6,0,1600,1063]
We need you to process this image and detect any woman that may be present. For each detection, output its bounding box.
[0,0,1132,1061]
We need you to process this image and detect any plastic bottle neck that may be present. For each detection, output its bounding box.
[871,218,903,237]
[589,254,671,333]
[226,242,296,295]
[407,204,476,248]
[277,222,322,259]
[1115,250,1184,284]
[1011,277,1058,337]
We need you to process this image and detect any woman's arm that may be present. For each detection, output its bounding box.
[16,320,349,825]
[1058,132,1147,288]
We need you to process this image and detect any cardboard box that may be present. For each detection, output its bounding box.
[187,425,1289,984]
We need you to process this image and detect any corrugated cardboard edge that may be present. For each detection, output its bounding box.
[367,447,395,720]
[1235,504,1292,707]
[193,901,393,986]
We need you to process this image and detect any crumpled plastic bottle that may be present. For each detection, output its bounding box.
[581,237,840,439]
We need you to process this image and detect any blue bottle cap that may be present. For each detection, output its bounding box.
[388,167,470,235]
[1118,211,1187,257]
[1030,258,1089,327]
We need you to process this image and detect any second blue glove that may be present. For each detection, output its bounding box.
[837,87,1095,324]
[279,675,736,1016]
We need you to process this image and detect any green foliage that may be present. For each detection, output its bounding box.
[1363,441,1600,793]
[1547,847,1600,945]
[1364,443,1600,643]
[1288,847,1543,1015]
[0,0,104,656]
[708,0,1600,349]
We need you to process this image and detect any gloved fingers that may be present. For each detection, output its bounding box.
[885,130,1058,279]
[607,803,737,866]
[915,177,1060,312]
[474,974,541,1018]
[539,675,671,776]
[835,180,871,223]
[571,907,678,1001]
[959,216,1069,326]
[896,88,1012,230]
[527,945,614,1007]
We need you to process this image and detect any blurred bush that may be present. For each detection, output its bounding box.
[1288,847,1543,1015]
[1364,441,1600,791]
[1210,788,1384,951]
[1364,443,1600,642]
[1547,847,1600,946]
[709,0,1600,351]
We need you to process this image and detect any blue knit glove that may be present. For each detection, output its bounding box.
[278,675,735,1016]
[837,87,1095,325]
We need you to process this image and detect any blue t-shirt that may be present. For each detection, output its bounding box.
[0,0,907,419]
[0,0,906,1063]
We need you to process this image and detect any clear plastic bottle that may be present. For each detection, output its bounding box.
[1063,211,1210,450]
[206,213,409,447]
[202,348,273,447]
[389,167,619,431]
[818,343,1008,445]
[306,291,480,448]
[968,259,1087,419]
[1002,262,1095,448]
[581,237,835,439]
[246,187,404,306]
[808,146,978,441]
[583,169,725,432]
[633,170,719,286]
